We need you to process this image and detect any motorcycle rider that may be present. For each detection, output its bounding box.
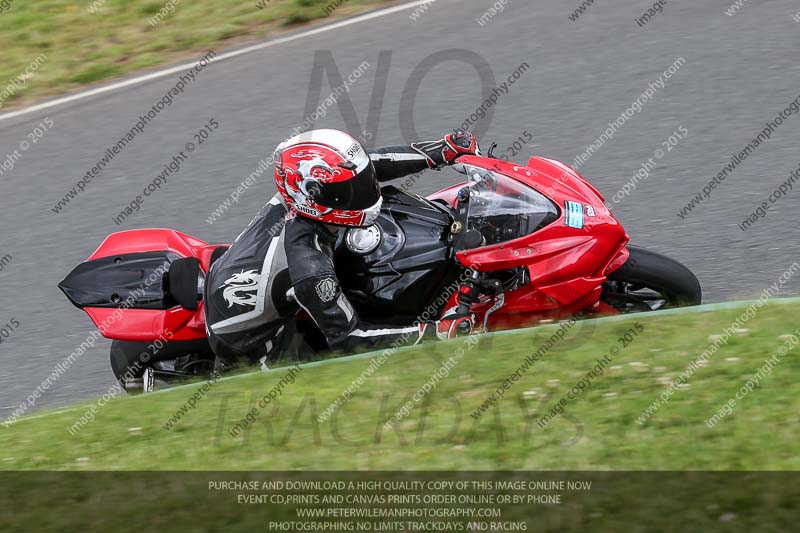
[204,128,480,370]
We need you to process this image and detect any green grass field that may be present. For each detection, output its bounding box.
[0,0,395,108]
[2,300,799,471]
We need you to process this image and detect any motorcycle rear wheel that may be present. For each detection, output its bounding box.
[110,339,214,393]
[602,245,701,313]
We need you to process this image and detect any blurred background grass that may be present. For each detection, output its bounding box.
[0,0,395,108]
[2,301,799,470]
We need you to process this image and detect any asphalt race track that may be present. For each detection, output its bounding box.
[1,0,799,416]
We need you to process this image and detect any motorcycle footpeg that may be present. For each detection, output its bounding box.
[143,367,155,393]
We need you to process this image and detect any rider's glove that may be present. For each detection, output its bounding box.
[443,130,480,161]
[411,130,481,170]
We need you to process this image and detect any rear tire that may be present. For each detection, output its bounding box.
[110,339,213,393]
[603,246,701,312]
[110,340,150,393]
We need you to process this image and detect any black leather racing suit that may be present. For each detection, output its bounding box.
[204,141,455,366]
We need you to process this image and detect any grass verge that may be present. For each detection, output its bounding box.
[1,300,799,470]
[0,0,397,109]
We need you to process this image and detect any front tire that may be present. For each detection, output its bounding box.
[602,246,701,313]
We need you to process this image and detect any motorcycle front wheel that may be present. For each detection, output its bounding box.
[601,245,701,313]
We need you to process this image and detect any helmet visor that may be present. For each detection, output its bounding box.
[311,165,380,211]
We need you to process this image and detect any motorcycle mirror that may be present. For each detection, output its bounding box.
[486,142,499,159]
[452,162,468,175]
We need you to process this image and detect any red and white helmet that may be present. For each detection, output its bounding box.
[273,129,381,227]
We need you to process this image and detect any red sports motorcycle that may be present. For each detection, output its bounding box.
[60,151,701,391]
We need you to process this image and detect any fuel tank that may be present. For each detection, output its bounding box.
[334,186,461,322]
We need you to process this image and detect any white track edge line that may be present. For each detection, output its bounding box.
[6,296,799,426]
[0,0,434,124]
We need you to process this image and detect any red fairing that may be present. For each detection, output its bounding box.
[84,306,203,342]
[428,155,629,329]
[82,229,223,341]
[75,151,630,341]
[87,229,221,273]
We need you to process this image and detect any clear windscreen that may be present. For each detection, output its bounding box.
[457,164,560,248]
